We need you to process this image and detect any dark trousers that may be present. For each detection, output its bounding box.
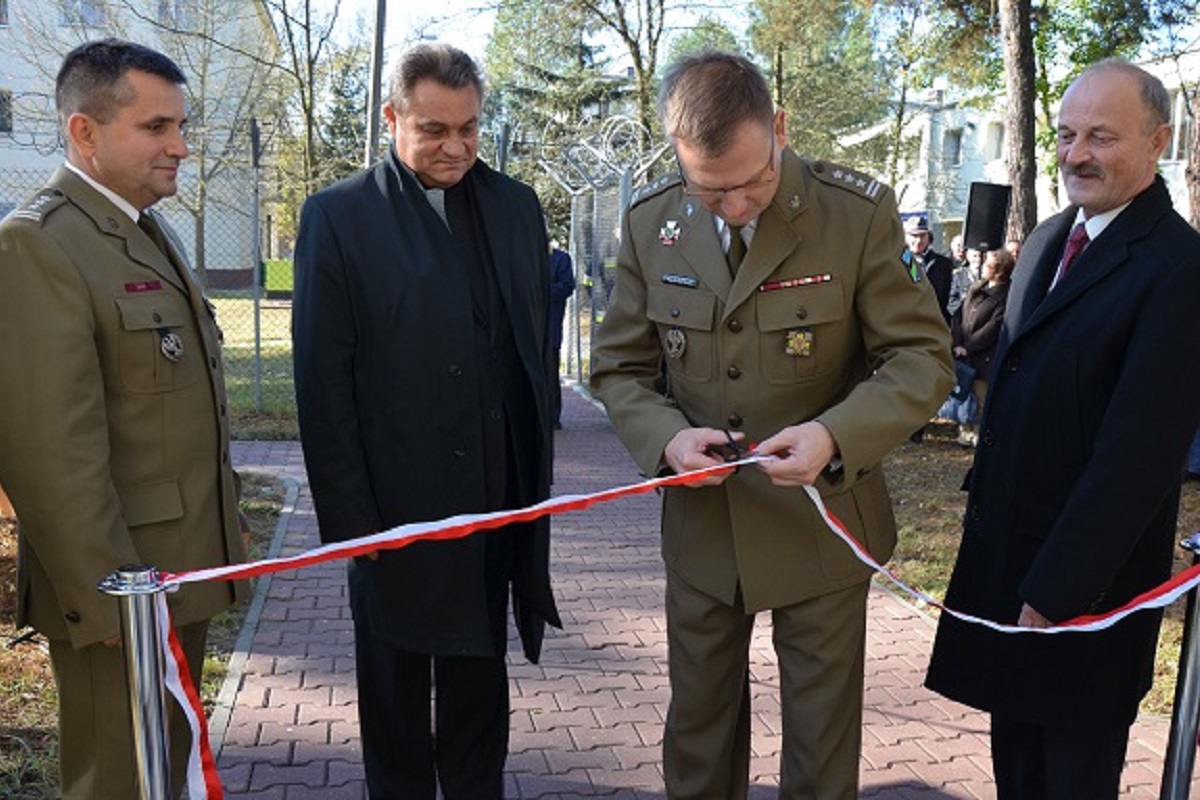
[991,713,1130,800]
[355,624,510,800]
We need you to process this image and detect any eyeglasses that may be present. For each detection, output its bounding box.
[678,139,777,202]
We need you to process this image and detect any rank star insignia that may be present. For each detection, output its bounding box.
[665,327,688,359]
[659,220,681,245]
[784,329,813,357]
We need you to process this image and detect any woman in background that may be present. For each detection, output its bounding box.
[952,247,1015,445]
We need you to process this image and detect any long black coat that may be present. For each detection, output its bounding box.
[926,177,1200,727]
[951,279,1009,378]
[293,149,560,662]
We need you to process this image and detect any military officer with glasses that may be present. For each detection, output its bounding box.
[590,50,952,799]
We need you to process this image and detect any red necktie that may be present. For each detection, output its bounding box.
[1058,222,1089,280]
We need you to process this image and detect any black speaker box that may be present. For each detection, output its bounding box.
[963,182,1012,251]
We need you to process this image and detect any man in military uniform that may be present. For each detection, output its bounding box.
[0,40,247,798]
[590,51,952,798]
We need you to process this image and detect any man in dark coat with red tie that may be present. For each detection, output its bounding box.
[925,59,1200,799]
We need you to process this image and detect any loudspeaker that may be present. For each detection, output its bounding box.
[962,182,1012,251]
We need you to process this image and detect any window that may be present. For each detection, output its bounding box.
[0,90,11,134]
[0,0,9,26]
[61,0,107,26]
[943,128,963,168]
[1168,91,1191,162]
[158,0,197,29]
[987,122,1005,161]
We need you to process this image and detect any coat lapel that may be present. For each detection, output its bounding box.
[1008,178,1173,347]
[50,167,190,296]
[469,164,515,306]
[675,195,733,298]
[724,151,803,315]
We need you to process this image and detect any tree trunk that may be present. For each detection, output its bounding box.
[1187,89,1200,231]
[1000,0,1037,242]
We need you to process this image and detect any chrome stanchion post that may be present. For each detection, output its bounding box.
[98,565,172,800]
[1161,533,1200,799]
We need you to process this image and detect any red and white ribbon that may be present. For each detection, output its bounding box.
[157,453,1200,797]
[156,593,224,799]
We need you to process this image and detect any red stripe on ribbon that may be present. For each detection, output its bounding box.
[155,594,224,799]
[159,454,1200,798]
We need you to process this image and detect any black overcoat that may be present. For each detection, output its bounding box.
[292,149,560,661]
[926,177,1200,726]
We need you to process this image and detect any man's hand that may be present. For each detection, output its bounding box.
[756,422,838,486]
[1017,603,1053,629]
[663,428,746,487]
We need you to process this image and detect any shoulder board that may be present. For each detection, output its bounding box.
[807,160,888,204]
[6,188,68,225]
[629,174,683,209]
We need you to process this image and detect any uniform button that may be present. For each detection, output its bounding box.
[982,430,994,446]
[65,611,81,623]
[1007,356,1019,372]
[727,366,742,379]
[448,364,463,377]
[727,319,742,332]
[222,451,229,464]
[727,414,743,429]
[670,308,681,318]
[795,308,808,320]
[210,357,218,369]
[220,404,227,416]
[970,504,982,521]
[153,312,163,323]
[490,408,502,421]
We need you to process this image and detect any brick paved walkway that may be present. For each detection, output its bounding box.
[214,386,1191,799]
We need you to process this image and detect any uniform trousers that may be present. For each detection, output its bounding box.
[990,713,1130,800]
[663,569,869,799]
[354,623,510,800]
[48,619,208,800]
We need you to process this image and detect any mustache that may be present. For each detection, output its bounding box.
[1063,164,1104,179]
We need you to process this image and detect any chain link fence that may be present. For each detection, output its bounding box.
[0,117,671,432]
[0,163,296,422]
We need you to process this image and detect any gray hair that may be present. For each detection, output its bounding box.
[658,50,774,157]
[387,43,484,116]
[1078,58,1170,131]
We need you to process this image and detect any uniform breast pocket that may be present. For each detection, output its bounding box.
[647,284,717,382]
[756,281,845,384]
[114,295,199,393]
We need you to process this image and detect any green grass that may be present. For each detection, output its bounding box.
[208,297,298,436]
[263,259,294,293]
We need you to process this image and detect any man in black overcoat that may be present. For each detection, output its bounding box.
[904,213,954,323]
[292,42,560,799]
[925,59,1200,799]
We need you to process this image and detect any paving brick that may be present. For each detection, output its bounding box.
[215,396,1198,799]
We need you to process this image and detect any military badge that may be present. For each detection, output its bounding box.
[684,202,697,218]
[159,330,184,362]
[900,247,921,283]
[665,327,688,359]
[659,220,681,246]
[784,329,813,357]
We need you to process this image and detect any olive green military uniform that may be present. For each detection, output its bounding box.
[0,167,248,799]
[591,149,953,798]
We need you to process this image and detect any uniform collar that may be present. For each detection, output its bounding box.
[63,161,141,222]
